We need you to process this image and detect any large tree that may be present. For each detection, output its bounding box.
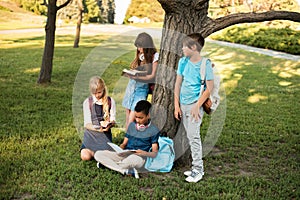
[37,0,72,84]
[152,0,300,164]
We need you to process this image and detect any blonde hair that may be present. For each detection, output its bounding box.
[130,32,157,69]
[89,76,110,121]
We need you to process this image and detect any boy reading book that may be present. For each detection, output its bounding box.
[94,100,160,178]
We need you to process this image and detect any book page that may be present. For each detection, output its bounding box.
[107,142,136,156]
[122,69,147,76]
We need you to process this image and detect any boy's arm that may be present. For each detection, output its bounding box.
[135,142,159,158]
[120,137,128,149]
[197,80,213,107]
[174,75,183,120]
[191,79,214,120]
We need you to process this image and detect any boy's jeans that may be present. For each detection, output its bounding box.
[181,103,204,173]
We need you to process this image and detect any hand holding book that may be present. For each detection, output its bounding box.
[107,142,137,156]
[122,69,148,77]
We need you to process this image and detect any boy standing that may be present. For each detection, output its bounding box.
[174,33,214,183]
[94,100,160,178]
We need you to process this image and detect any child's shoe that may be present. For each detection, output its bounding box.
[126,168,139,179]
[184,170,204,177]
[185,169,203,183]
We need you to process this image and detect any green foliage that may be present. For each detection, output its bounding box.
[84,0,100,22]
[125,0,165,23]
[211,24,300,55]
[13,0,47,15]
[208,0,299,19]
[0,32,299,199]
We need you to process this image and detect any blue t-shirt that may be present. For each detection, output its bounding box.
[125,121,160,152]
[177,57,214,105]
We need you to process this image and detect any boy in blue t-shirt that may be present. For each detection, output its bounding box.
[174,33,214,183]
[94,100,160,178]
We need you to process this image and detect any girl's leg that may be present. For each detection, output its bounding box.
[128,110,136,127]
[125,109,136,131]
[80,148,94,161]
[125,108,131,130]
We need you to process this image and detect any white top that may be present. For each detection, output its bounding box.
[153,52,159,63]
[83,95,116,127]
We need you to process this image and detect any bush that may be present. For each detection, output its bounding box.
[211,24,300,55]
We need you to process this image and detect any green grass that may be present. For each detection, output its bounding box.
[0,31,299,199]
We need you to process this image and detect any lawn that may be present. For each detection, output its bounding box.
[0,30,299,199]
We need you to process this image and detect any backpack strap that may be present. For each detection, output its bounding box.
[88,96,93,112]
[200,57,207,85]
[88,96,112,112]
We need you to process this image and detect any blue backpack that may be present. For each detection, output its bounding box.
[144,136,175,172]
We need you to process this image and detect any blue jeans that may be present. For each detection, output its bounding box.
[181,103,204,172]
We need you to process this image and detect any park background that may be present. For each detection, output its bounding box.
[0,0,299,199]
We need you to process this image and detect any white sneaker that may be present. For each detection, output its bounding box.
[185,169,203,183]
[133,168,139,179]
[126,168,139,179]
[184,170,192,176]
[184,170,204,177]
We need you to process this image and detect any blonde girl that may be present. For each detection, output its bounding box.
[81,76,116,161]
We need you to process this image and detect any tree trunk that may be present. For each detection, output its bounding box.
[37,1,57,84]
[155,0,300,166]
[153,1,210,166]
[37,0,71,84]
[74,0,83,48]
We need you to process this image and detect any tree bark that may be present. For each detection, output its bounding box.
[153,0,210,165]
[37,0,57,84]
[155,0,300,165]
[37,0,71,84]
[74,0,84,48]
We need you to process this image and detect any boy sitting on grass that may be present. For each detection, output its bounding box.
[94,100,160,178]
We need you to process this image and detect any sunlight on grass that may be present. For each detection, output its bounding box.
[25,67,40,73]
[279,71,293,78]
[271,61,300,77]
[247,93,268,103]
[278,81,292,86]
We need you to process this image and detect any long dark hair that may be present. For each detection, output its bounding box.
[130,32,157,69]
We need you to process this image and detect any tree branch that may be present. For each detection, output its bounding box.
[206,11,300,36]
[157,0,177,13]
[192,0,208,9]
[158,0,201,13]
[41,0,48,7]
[77,0,83,11]
[57,0,72,10]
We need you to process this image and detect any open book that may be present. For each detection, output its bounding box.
[122,69,147,76]
[100,121,114,128]
[107,142,137,156]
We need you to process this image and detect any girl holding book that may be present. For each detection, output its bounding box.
[122,32,159,130]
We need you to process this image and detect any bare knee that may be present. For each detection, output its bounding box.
[81,149,94,161]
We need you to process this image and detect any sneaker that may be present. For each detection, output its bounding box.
[126,168,139,179]
[184,170,192,176]
[96,162,102,169]
[184,170,204,177]
[185,169,203,183]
